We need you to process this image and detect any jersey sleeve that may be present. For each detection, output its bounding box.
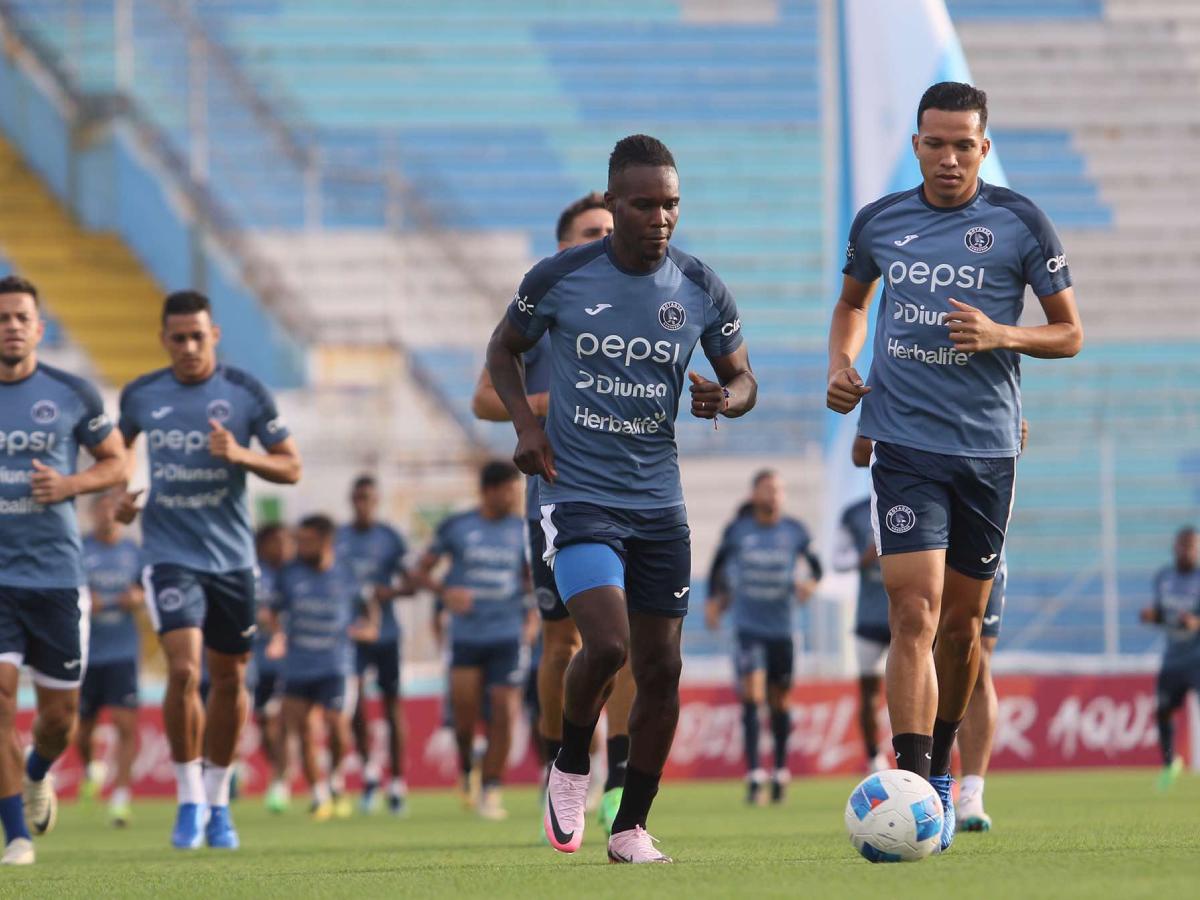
[117,383,141,442]
[247,380,291,449]
[699,268,744,360]
[386,528,409,581]
[707,522,738,595]
[1016,206,1072,298]
[428,517,456,558]
[71,378,114,449]
[842,203,883,284]
[505,259,564,342]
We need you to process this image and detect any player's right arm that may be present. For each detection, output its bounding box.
[826,274,877,414]
[705,523,736,631]
[470,364,549,422]
[1140,571,1166,625]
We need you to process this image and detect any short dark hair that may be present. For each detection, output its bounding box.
[751,468,778,488]
[162,290,212,324]
[480,460,520,490]
[608,134,676,184]
[917,82,988,132]
[556,192,607,243]
[352,474,377,493]
[1179,526,1198,541]
[255,522,286,548]
[298,514,336,540]
[0,275,40,306]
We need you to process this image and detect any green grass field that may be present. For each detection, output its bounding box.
[2,770,1198,898]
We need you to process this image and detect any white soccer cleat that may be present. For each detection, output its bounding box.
[1,837,34,865]
[607,826,673,863]
[23,771,57,836]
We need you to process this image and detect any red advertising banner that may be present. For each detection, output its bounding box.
[21,673,1178,797]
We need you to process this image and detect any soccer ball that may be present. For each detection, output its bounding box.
[844,769,943,863]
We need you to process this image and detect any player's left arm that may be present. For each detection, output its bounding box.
[944,287,1083,358]
[691,345,757,420]
[209,424,302,485]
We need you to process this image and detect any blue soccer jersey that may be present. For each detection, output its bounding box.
[82,535,142,666]
[506,236,743,509]
[0,364,113,589]
[275,559,364,682]
[335,523,408,644]
[843,181,1072,457]
[1152,566,1200,669]
[430,509,528,646]
[838,498,889,643]
[715,515,818,640]
[522,333,551,523]
[253,561,284,676]
[118,366,290,573]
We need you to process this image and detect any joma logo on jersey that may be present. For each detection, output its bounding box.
[148,428,208,454]
[576,333,682,367]
[887,260,985,293]
[0,430,57,456]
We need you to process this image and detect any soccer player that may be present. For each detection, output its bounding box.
[253,523,294,813]
[705,470,821,805]
[0,275,126,866]
[834,434,890,773]
[75,492,144,827]
[413,461,534,821]
[116,290,301,850]
[486,134,756,862]
[472,192,636,832]
[1140,526,1200,791]
[335,475,412,816]
[827,82,1082,851]
[267,514,377,821]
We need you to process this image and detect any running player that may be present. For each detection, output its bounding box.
[0,276,126,866]
[487,134,756,862]
[1140,526,1200,791]
[76,492,144,827]
[253,523,294,813]
[956,417,1026,831]
[834,434,890,773]
[335,475,412,816]
[705,470,821,805]
[827,83,1082,851]
[472,192,636,833]
[267,514,377,821]
[116,290,301,850]
[413,461,534,821]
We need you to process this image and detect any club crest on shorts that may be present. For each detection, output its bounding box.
[964,226,994,254]
[535,587,559,613]
[157,587,187,612]
[886,505,917,534]
[31,399,59,425]
[206,399,233,423]
[658,301,686,332]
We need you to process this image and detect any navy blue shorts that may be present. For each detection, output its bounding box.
[734,632,795,686]
[981,561,1007,640]
[355,639,402,697]
[528,520,568,622]
[285,673,354,712]
[450,640,526,688]
[0,584,88,688]
[144,564,257,655]
[253,669,281,713]
[1156,664,1200,712]
[540,502,692,617]
[870,442,1016,580]
[79,659,139,719]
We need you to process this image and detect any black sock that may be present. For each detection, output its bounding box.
[741,702,761,772]
[770,709,791,772]
[604,735,630,792]
[459,753,473,779]
[610,765,660,834]
[1158,709,1175,766]
[892,733,933,780]
[930,717,961,777]
[865,740,878,760]
[555,715,598,775]
[482,777,500,790]
[543,737,562,770]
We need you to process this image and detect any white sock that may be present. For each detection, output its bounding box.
[110,786,131,808]
[174,760,205,805]
[960,774,985,804]
[389,777,407,796]
[330,769,346,795]
[313,782,331,805]
[269,777,288,793]
[363,760,382,784]
[202,762,234,809]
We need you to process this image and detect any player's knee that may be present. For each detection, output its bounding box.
[40,698,78,744]
[938,614,981,659]
[888,596,936,646]
[582,634,628,675]
[166,658,201,693]
[541,637,578,673]
[208,666,243,697]
[637,649,682,696]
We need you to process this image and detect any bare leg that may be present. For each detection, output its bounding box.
[957,637,998,777]
[538,617,582,749]
[160,629,204,763]
[482,686,518,785]
[0,665,23,799]
[203,649,249,768]
[75,716,97,771]
[449,667,483,781]
[111,707,139,794]
[858,675,883,763]
[384,693,406,782]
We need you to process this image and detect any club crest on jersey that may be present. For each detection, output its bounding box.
[964,227,994,254]
[30,400,59,425]
[658,301,686,332]
[206,399,233,423]
[886,505,916,534]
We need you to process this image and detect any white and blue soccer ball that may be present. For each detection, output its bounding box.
[844,769,943,863]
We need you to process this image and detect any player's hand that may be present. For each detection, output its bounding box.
[1181,612,1200,633]
[208,419,245,465]
[513,423,557,483]
[442,586,473,615]
[688,371,726,420]
[266,632,287,660]
[1139,607,1159,624]
[795,580,817,604]
[118,588,143,613]
[114,488,143,524]
[826,367,870,414]
[348,616,379,643]
[1020,418,1030,453]
[945,299,1006,353]
[30,459,74,505]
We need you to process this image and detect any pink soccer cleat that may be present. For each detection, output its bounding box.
[544,764,590,853]
[607,826,673,864]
